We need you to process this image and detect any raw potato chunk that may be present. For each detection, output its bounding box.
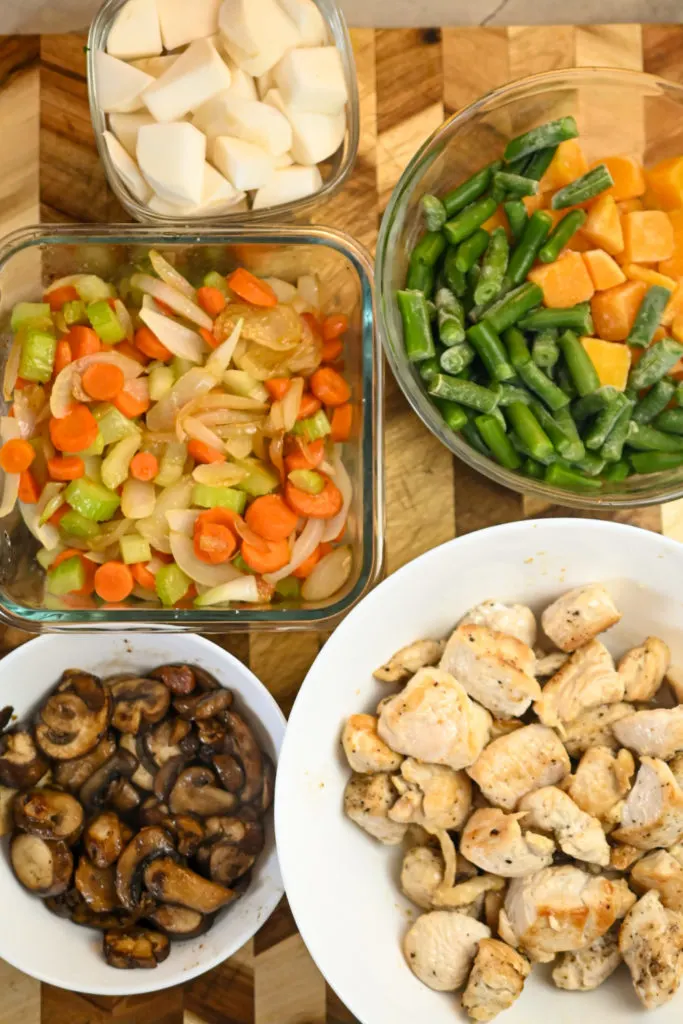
[439,624,540,718]
[157,0,222,51]
[106,0,162,60]
[343,773,406,846]
[211,136,274,191]
[265,88,345,166]
[274,46,347,115]
[541,583,621,652]
[466,724,570,812]
[252,166,323,210]
[619,890,683,1009]
[193,93,292,155]
[278,0,327,46]
[137,122,206,205]
[219,0,300,76]
[403,911,490,992]
[552,930,622,991]
[142,39,232,123]
[341,714,403,774]
[95,51,154,114]
[461,938,530,1022]
[102,131,152,204]
[131,55,178,78]
[618,636,670,701]
[108,111,155,158]
[534,640,623,730]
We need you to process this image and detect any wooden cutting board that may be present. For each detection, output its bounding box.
[1,20,683,1024]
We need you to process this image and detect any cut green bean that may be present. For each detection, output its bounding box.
[475,228,510,306]
[545,463,603,492]
[532,328,560,369]
[435,287,466,345]
[653,408,683,435]
[397,289,436,363]
[518,303,593,334]
[572,385,618,421]
[505,402,554,461]
[504,116,578,164]
[628,338,683,389]
[626,421,683,453]
[426,299,437,321]
[600,401,633,462]
[440,342,476,375]
[485,282,543,333]
[627,285,674,348]
[530,400,584,461]
[630,451,683,474]
[462,420,491,456]
[571,452,606,476]
[632,380,676,424]
[556,364,577,398]
[503,326,532,368]
[421,194,447,232]
[434,398,468,432]
[585,392,630,451]
[523,458,545,480]
[406,259,434,296]
[493,170,539,197]
[419,356,441,384]
[491,181,507,204]
[455,229,490,273]
[475,415,522,470]
[503,200,528,243]
[411,231,447,267]
[517,360,570,411]
[539,210,588,263]
[444,197,498,246]
[523,146,558,181]
[507,210,554,286]
[467,321,515,382]
[490,381,532,406]
[510,432,556,465]
[558,330,601,397]
[428,374,499,413]
[443,248,467,296]
[554,405,585,450]
[675,383,683,408]
[442,161,501,218]
[551,164,614,209]
[603,460,630,482]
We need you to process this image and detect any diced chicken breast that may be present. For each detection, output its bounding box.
[466,724,570,812]
[613,705,683,760]
[489,718,524,740]
[562,702,635,757]
[619,890,683,1009]
[461,938,530,1022]
[389,758,472,831]
[343,772,406,846]
[667,665,683,704]
[566,746,635,827]
[610,843,643,872]
[373,638,445,683]
[618,636,670,701]
[541,584,621,652]
[517,786,610,866]
[534,651,569,678]
[460,807,555,877]
[484,889,505,934]
[534,640,623,729]
[403,911,490,991]
[631,848,683,911]
[439,624,540,718]
[401,846,444,910]
[671,753,683,788]
[459,600,537,648]
[378,668,491,772]
[341,714,403,774]
[613,756,683,850]
[552,929,622,991]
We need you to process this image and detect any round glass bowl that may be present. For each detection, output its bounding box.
[377,68,683,510]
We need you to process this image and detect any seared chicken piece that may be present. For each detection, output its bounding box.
[403,910,490,991]
[552,929,621,991]
[518,786,610,866]
[613,757,683,850]
[466,724,570,811]
[618,636,670,702]
[461,938,530,1022]
[534,640,624,730]
[341,714,403,774]
[343,773,407,845]
[613,705,683,760]
[671,753,683,788]
[484,889,505,934]
[439,624,541,718]
[459,600,537,648]
[389,758,471,831]
[619,889,683,1009]
[631,848,683,911]
[566,746,635,827]
[373,639,444,683]
[534,651,568,678]
[378,668,491,772]
[401,845,444,910]
[541,584,621,652]
[489,718,524,740]
[460,807,555,877]
[562,702,635,757]
[498,864,635,963]
[610,843,643,872]
[667,665,683,704]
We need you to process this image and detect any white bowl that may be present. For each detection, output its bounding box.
[0,632,285,996]
[275,518,683,1024]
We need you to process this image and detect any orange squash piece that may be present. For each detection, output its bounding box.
[659,209,683,277]
[540,139,589,192]
[661,278,683,327]
[582,250,626,291]
[618,198,644,215]
[623,210,675,263]
[482,206,510,236]
[583,194,624,255]
[563,230,594,252]
[645,157,683,211]
[522,192,551,215]
[528,251,594,308]
[580,336,632,391]
[672,312,683,344]
[623,264,677,291]
[591,279,647,342]
[594,155,645,202]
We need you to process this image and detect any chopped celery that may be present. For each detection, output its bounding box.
[232,552,255,574]
[155,563,191,607]
[47,555,85,596]
[172,356,194,380]
[288,469,325,494]
[120,533,152,565]
[275,576,301,600]
[11,302,52,332]
[82,456,102,484]
[65,477,120,522]
[223,369,268,401]
[63,299,88,326]
[36,546,61,570]
[154,442,187,487]
[59,509,101,539]
[191,483,247,513]
[94,404,139,445]
[67,431,104,458]
[148,365,175,402]
[19,328,57,383]
[101,433,141,491]
[74,275,114,303]
[203,270,229,295]
[291,409,332,442]
[87,300,126,343]
[234,459,279,497]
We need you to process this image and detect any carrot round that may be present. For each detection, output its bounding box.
[285,477,343,519]
[54,339,73,376]
[297,393,322,420]
[129,452,159,481]
[321,339,343,363]
[245,494,298,542]
[94,561,134,602]
[134,326,172,362]
[49,403,99,453]
[241,536,290,574]
[68,326,100,360]
[18,469,40,504]
[194,523,237,564]
[227,268,278,308]
[48,455,85,481]
[46,285,80,311]
[265,378,291,401]
[0,438,35,474]
[197,286,227,318]
[285,437,325,472]
[188,439,226,464]
[322,314,348,341]
[195,507,240,532]
[199,327,219,349]
[330,402,353,442]
[114,387,149,419]
[131,562,157,590]
[309,367,351,407]
[116,340,149,365]
[82,362,125,401]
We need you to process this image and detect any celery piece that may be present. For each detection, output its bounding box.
[154,442,187,487]
[74,275,114,303]
[149,365,175,402]
[291,409,332,442]
[19,328,57,383]
[172,356,194,380]
[223,369,268,401]
[59,509,101,539]
[288,469,325,494]
[232,552,255,574]
[191,483,247,513]
[94,404,139,445]
[47,555,85,596]
[87,300,126,344]
[36,546,61,570]
[275,576,301,600]
[65,477,120,522]
[234,459,279,497]
[82,456,103,484]
[63,299,88,326]
[155,563,191,607]
[120,533,152,565]
[203,270,229,296]
[11,302,52,332]
[101,433,141,491]
[67,431,104,458]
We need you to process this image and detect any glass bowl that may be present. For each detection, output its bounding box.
[87,0,360,225]
[0,224,382,631]
[377,67,683,510]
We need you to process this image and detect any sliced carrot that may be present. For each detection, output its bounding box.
[227,268,278,308]
[14,378,28,391]
[309,367,351,407]
[51,548,84,570]
[645,156,683,210]
[134,326,172,362]
[330,402,353,443]
[660,209,683,278]
[131,562,156,590]
[46,285,80,311]
[187,439,226,464]
[594,155,645,202]
[54,339,73,377]
[81,362,125,401]
[240,536,290,574]
[129,452,159,481]
[94,561,134,603]
[18,469,40,504]
[528,251,594,308]
[196,286,227,318]
[152,549,174,564]
[47,503,69,527]
[284,437,325,471]
[292,541,333,579]
[49,404,99,453]
[195,507,240,535]
[591,279,648,342]
[297,393,322,420]
[284,477,343,519]
[321,338,343,363]
[622,210,675,263]
[68,326,100,359]
[582,194,624,255]
[245,494,299,542]
[541,138,589,192]
[265,378,291,401]
[323,315,348,342]
[199,327,219,349]
[116,340,149,365]
[193,523,236,564]
[47,455,85,481]
[114,386,149,419]
[301,312,322,339]
[0,438,35,474]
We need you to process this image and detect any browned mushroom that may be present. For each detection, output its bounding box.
[143,718,197,768]
[0,706,13,732]
[0,785,17,837]
[84,811,131,868]
[13,788,84,845]
[169,766,239,817]
[53,733,117,793]
[79,749,137,812]
[0,730,48,789]
[150,664,196,696]
[173,689,232,721]
[204,816,265,855]
[107,778,142,815]
[115,826,177,909]
[119,734,154,791]
[11,833,73,896]
[260,755,275,813]
[197,718,228,757]
[75,857,119,912]
[109,678,170,734]
[160,814,204,857]
[46,889,142,930]
[153,753,192,803]
[138,796,170,826]
[35,673,111,761]
[146,904,212,940]
[143,857,235,913]
[212,753,245,793]
[193,666,220,691]
[103,928,170,969]
[224,711,263,803]
[208,841,257,886]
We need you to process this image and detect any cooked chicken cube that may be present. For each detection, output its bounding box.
[341,714,403,774]
[619,889,683,1009]
[613,705,683,760]
[562,702,635,757]
[534,651,568,678]
[460,807,555,877]
[401,845,444,910]
[565,746,635,827]
[389,758,471,831]
[466,724,570,812]
[459,600,537,648]
[498,864,635,963]
[439,624,540,718]
[484,889,505,934]
[534,640,624,730]
[403,910,490,991]
[517,786,610,866]
[671,753,683,788]
[631,848,683,911]
[610,843,643,872]
[618,636,670,702]
[377,668,491,772]
[373,639,444,683]
[461,938,530,1022]
[552,929,621,991]
[667,665,683,704]
[343,773,406,845]
[613,756,683,850]
[541,584,621,652]
[489,718,524,740]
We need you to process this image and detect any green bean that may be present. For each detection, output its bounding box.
[571,452,606,476]
[653,408,683,434]
[633,380,676,425]
[532,328,560,369]
[434,397,468,432]
[455,229,490,273]
[467,321,515,382]
[627,285,674,348]
[519,304,593,334]
[503,326,532,368]
[435,287,466,345]
[504,200,528,242]
[421,194,447,232]
[626,421,683,453]
[507,210,554,286]
[440,342,476,375]
[443,248,467,296]
[572,386,618,421]
[419,356,441,384]
[442,161,501,218]
[426,298,437,321]
[493,170,539,197]
[558,330,601,396]
[600,401,634,462]
[475,415,522,470]
[397,289,436,363]
[428,374,499,413]
[554,405,585,452]
[462,420,491,456]
[411,231,447,267]
[676,382,683,408]
[629,338,683,390]
[538,210,588,263]
[523,457,545,480]
[505,402,554,461]
[523,146,558,181]
[585,392,631,451]
[406,259,434,296]
[444,197,498,246]
[551,164,614,209]
[556,364,577,398]
[530,399,584,461]
[474,228,510,306]
[489,381,532,406]
[630,451,683,474]
[485,282,543,333]
[545,462,602,491]
[518,361,570,411]
[603,460,631,482]
[504,116,579,164]
[490,181,507,204]
[510,432,556,465]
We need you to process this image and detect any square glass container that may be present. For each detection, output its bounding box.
[0,224,382,631]
[87,0,360,224]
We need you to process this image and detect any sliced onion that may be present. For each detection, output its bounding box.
[232,517,268,552]
[269,434,285,483]
[264,517,324,584]
[149,249,196,300]
[82,550,107,564]
[268,400,285,433]
[51,351,143,418]
[192,463,247,486]
[39,483,66,526]
[281,376,304,432]
[114,298,134,342]
[166,508,200,533]
[214,422,262,438]
[131,273,211,329]
[225,436,253,459]
[12,390,37,439]
[170,531,243,588]
[146,368,216,432]
[121,376,149,405]
[121,478,156,519]
[43,274,84,294]
[297,274,320,313]
[198,409,266,427]
[194,574,262,606]
[263,276,298,303]
[180,416,226,450]
[137,477,192,554]
[146,556,165,575]
[88,516,133,552]
[20,481,62,549]
[132,584,158,601]
[205,319,243,378]
[322,451,353,542]
[302,545,352,601]
[3,335,22,401]
[138,307,206,363]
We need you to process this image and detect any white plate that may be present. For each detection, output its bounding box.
[275,518,683,1024]
[0,632,286,996]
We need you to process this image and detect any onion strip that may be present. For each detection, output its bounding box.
[3,335,22,401]
[322,451,353,542]
[131,273,211,329]
[179,415,226,450]
[205,319,243,378]
[138,307,205,363]
[149,249,196,300]
[263,517,324,584]
[114,298,134,342]
[50,351,143,418]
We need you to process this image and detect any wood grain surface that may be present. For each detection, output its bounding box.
[1,21,683,1024]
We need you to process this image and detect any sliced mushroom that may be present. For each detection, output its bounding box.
[160,814,204,857]
[173,688,232,721]
[205,816,265,855]
[197,718,228,757]
[0,705,13,732]
[0,730,48,789]
[54,733,117,793]
[116,826,177,910]
[11,833,73,896]
[107,778,142,815]
[51,892,142,930]
[35,673,111,761]
[84,811,131,868]
[169,766,239,817]
[138,796,170,826]
[146,903,212,940]
[143,718,196,769]
[260,755,275,813]
[224,711,263,803]
[103,928,170,969]
[208,841,256,886]
[154,753,192,803]
[13,788,84,845]
[79,750,137,812]
[150,664,196,696]
[212,753,244,793]
[109,678,170,734]
[0,785,17,837]
[120,733,154,790]
[75,857,119,913]
[192,666,221,692]
[143,857,236,913]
